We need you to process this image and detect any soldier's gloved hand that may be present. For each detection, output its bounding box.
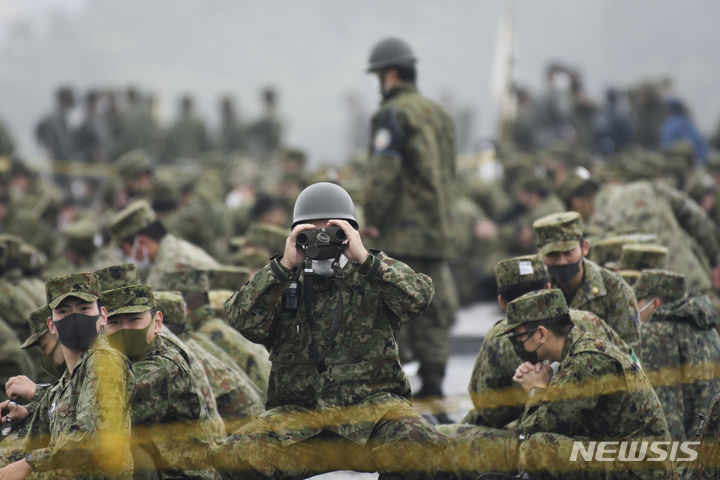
[5,376,36,401]
[328,219,369,264]
[280,223,316,270]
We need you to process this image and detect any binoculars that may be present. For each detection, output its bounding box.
[296,226,347,259]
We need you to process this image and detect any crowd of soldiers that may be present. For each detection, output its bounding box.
[0,35,720,480]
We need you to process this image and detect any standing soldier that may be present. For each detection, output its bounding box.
[363,37,458,404]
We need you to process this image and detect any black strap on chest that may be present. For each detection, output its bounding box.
[302,249,345,374]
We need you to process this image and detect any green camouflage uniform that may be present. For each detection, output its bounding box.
[683,392,720,479]
[364,81,457,389]
[216,251,444,477]
[592,180,720,294]
[634,270,720,440]
[162,113,211,163]
[508,291,671,479]
[102,284,217,478]
[154,269,270,394]
[20,273,134,479]
[534,212,641,351]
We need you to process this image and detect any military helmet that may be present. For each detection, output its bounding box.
[367,37,417,72]
[292,182,358,228]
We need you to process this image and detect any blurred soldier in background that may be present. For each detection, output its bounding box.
[363,36,458,407]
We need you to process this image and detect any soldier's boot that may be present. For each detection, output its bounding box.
[414,379,453,424]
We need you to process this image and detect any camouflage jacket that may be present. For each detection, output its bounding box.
[129,335,216,476]
[464,308,632,428]
[23,336,134,479]
[364,82,456,259]
[191,305,271,393]
[683,391,720,479]
[552,258,640,351]
[640,294,720,440]
[145,234,219,287]
[158,328,227,440]
[519,328,669,442]
[225,251,433,411]
[592,180,720,294]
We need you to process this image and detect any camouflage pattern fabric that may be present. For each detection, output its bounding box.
[364,82,456,260]
[551,258,640,351]
[23,336,134,478]
[464,309,632,428]
[533,211,584,255]
[107,200,156,244]
[0,318,36,401]
[633,269,687,303]
[640,294,720,440]
[128,334,217,478]
[502,289,568,334]
[101,284,154,317]
[683,391,720,479]
[435,423,519,475]
[592,180,720,294]
[618,244,668,271]
[45,272,101,309]
[94,264,139,291]
[144,234,219,287]
[517,328,671,479]
[218,251,443,475]
[20,305,50,349]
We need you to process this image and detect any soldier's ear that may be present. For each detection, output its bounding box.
[581,239,590,257]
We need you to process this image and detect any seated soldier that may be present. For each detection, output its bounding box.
[634,269,720,440]
[214,182,444,477]
[505,289,671,479]
[102,284,217,479]
[0,272,134,480]
[464,254,632,430]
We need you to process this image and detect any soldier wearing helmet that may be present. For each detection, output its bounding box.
[217,182,445,477]
[364,36,458,405]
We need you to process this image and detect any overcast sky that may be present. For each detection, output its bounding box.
[1,0,719,166]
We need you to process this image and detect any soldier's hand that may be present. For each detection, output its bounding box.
[474,219,498,240]
[0,459,32,480]
[328,220,369,264]
[0,400,29,425]
[280,224,316,270]
[513,362,551,392]
[5,376,37,401]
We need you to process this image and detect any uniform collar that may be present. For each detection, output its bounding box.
[559,326,584,362]
[566,258,607,306]
[382,82,417,102]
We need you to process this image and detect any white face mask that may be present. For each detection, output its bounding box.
[311,255,348,277]
[124,237,151,272]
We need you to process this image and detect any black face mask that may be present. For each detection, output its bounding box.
[547,257,582,284]
[52,312,101,350]
[510,331,540,364]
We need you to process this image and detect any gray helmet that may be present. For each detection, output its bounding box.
[367,37,417,72]
[292,182,358,229]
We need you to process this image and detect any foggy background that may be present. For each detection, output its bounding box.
[1,0,719,167]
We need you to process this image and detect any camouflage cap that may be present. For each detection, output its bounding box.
[209,289,234,318]
[207,265,250,291]
[108,200,156,243]
[102,284,154,318]
[494,255,548,290]
[618,270,641,286]
[618,244,668,271]
[153,291,186,327]
[533,211,584,255]
[555,167,600,204]
[243,222,288,254]
[20,305,51,349]
[589,234,658,266]
[19,243,47,274]
[154,268,209,296]
[61,220,98,255]
[115,149,154,181]
[94,264,139,292]
[46,272,102,309]
[632,269,686,303]
[502,289,569,335]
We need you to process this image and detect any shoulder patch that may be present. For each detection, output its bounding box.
[372,107,406,157]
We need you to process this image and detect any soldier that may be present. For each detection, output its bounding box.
[216,95,247,153]
[102,284,217,478]
[533,211,641,350]
[363,36,458,401]
[463,254,631,429]
[504,289,670,479]
[154,268,269,396]
[0,272,134,479]
[107,200,219,287]
[35,86,76,164]
[75,90,112,164]
[246,87,283,157]
[215,182,444,477]
[155,290,263,434]
[633,269,720,440]
[163,95,211,163]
